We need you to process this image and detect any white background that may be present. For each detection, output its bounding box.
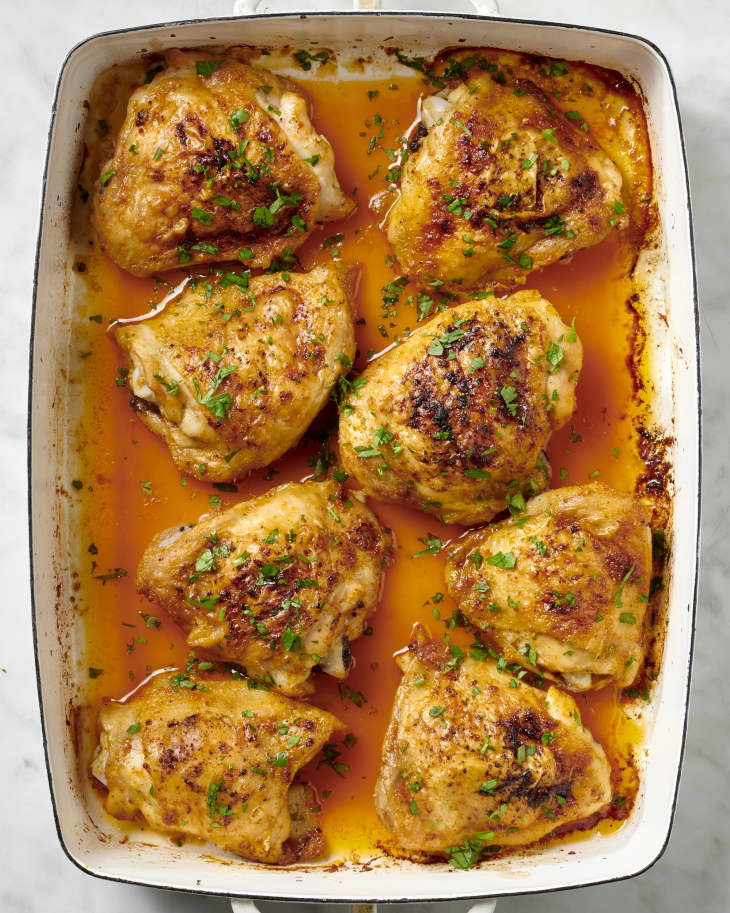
[2,2,727,911]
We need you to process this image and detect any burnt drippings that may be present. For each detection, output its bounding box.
[604,548,635,583]
[411,637,452,670]
[129,393,161,417]
[175,121,189,148]
[408,121,428,154]
[568,169,600,211]
[455,130,492,175]
[542,590,580,616]
[625,292,647,394]
[635,426,674,502]
[500,708,546,752]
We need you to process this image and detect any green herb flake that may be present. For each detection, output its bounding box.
[196,60,223,77]
[486,551,516,569]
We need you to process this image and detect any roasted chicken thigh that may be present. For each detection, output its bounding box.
[91,672,341,863]
[374,628,611,862]
[338,290,582,524]
[113,264,356,482]
[386,71,628,290]
[93,52,353,276]
[137,480,393,695]
[445,482,652,691]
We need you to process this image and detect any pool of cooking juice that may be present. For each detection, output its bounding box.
[73,73,651,860]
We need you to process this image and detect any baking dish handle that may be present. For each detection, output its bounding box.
[231,1,501,17]
[230,899,497,912]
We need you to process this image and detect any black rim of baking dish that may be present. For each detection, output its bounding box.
[27,9,701,905]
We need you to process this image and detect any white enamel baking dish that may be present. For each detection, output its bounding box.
[28,4,699,910]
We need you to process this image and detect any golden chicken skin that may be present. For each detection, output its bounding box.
[113,263,355,482]
[445,483,652,691]
[386,72,628,291]
[91,672,342,864]
[136,480,393,696]
[374,627,611,865]
[93,51,353,276]
[338,290,582,525]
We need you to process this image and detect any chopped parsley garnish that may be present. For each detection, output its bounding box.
[446,831,496,869]
[293,49,330,70]
[316,742,349,777]
[427,318,467,357]
[546,341,564,372]
[185,594,220,612]
[551,589,576,608]
[144,65,164,84]
[614,564,635,608]
[93,567,128,581]
[464,468,491,480]
[154,374,179,396]
[191,207,213,225]
[500,385,518,416]
[229,108,250,131]
[281,627,302,652]
[206,779,232,822]
[413,534,444,558]
[193,364,237,421]
[486,552,516,569]
[196,60,223,77]
[506,491,527,517]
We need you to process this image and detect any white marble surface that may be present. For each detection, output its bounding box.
[2,1,727,910]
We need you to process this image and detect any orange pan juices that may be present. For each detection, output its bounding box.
[73,67,654,860]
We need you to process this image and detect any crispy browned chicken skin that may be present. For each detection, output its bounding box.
[91,673,341,864]
[113,264,356,482]
[137,480,393,696]
[445,483,652,691]
[93,52,353,276]
[374,627,611,862]
[338,290,582,524]
[386,73,628,290]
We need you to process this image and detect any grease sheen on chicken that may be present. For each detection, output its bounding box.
[137,481,393,696]
[386,69,628,290]
[113,264,355,482]
[338,290,582,525]
[445,482,652,691]
[91,673,341,863]
[374,627,611,862]
[93,51,353,276]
